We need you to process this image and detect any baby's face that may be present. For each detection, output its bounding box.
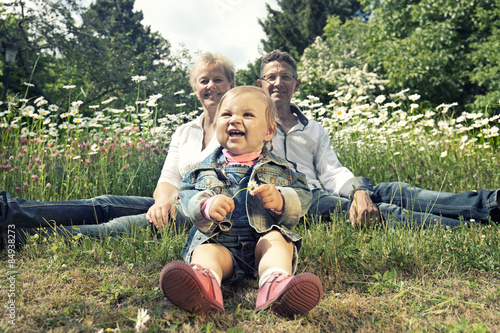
[215,93,274,155]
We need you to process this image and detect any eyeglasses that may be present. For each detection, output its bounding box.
[260,73,296,84]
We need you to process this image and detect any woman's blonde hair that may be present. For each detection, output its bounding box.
[189,52,235,89]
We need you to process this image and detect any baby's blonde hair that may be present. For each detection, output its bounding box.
[217,86,277,131]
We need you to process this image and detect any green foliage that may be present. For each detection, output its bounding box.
[360,0,500,114]
[0,0,192,116]
[467,1,500,114]
[297,16,388,104]
[258,0,364,59]
[235,58,261,86]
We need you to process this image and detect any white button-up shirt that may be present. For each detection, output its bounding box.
[271,105,372,198]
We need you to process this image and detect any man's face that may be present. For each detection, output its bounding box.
[257,61,300,107]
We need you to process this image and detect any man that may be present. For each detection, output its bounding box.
[258,50,499,227]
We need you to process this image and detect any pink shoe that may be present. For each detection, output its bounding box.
[159,261,224,314]
[255,272,323,316]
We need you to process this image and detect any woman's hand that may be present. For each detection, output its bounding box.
[146,197,177,227]
[251,184,284,212]
[349,190,380,227]
[209,195,235,221]
[147,182,179,227]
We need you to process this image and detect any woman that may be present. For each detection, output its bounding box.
[146,52,234,228]
[0,52,235,246]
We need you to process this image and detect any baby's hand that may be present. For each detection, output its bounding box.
[209,195,235,221]
[251,184,284,212]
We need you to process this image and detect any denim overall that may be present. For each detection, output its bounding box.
[204,163,260,282]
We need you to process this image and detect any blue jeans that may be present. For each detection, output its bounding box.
[309,183,499,227]
[0,192,187,247]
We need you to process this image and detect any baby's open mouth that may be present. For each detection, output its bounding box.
[229,129,245,137]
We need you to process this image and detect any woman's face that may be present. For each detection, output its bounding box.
[193,63,234,113]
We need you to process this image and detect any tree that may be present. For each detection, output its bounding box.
[360,0,500,113]
[258,0,364,60]
[1,0,192,116]
[467,1,500,113]
[297,16,387,104]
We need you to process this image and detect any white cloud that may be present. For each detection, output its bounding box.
[134,0,277,69]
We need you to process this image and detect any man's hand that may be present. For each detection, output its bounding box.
[209,195,235,221]
[349,190,380,227]
[146,197,177,228]
[251,184,284,212]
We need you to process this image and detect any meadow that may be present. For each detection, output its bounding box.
[1,84,499,332]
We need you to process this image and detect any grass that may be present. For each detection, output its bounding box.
[1,88,499,331]
[1,218,499,332]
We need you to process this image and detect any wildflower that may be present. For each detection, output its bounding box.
[174,89,185,95]
[338,96,348,104]
[440,151,448,158]
[89,105,100,109]
[63,85,76,89]
[175,103,186,107]
[248,180,258,192]
[375,95,386,104]
[331,90,343,98]
[131,75,147,83]
[23,105,36,116]
[409,94,421,101]
[46,183,52,188]
[23,82,35,87]
[102,96,118,104]
[69,107,79,116]
[335,107,347,117]
[147,94,163,107]
[34,97,46,106]
[396,88,410,97]
[135,308,150,332]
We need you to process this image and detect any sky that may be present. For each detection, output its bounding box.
[132,0,278,70]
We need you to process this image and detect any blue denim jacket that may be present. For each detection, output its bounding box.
[178,146,312,262]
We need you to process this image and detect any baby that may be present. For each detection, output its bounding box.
[159,86,322,316]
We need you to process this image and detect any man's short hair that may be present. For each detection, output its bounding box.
[260,50,298,78]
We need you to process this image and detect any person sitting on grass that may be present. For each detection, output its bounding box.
[257,50,500,228]
[159,86,323,316]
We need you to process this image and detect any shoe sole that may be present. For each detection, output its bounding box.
[159,261,223,315]
[270,273,323,316]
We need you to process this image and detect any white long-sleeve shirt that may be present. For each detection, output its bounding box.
[157,116,219,187]
[271,105,373,198]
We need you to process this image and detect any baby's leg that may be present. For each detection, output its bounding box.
[192,243,234,282]
[254,230,322,316]
[159,244,233,315]
[255,229,293,276]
